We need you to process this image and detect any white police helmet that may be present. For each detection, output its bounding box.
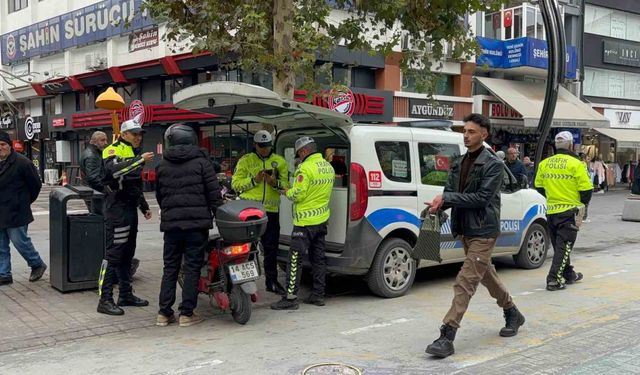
[295,136,315,153]
[253,130,273,146]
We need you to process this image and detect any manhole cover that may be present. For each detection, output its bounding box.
[302,363,362,375]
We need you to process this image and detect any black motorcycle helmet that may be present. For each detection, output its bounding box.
[164,123,198,147]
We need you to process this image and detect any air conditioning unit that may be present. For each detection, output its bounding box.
[85,54,107,71]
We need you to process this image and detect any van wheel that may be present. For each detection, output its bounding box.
[514,223,549,269]
[367,238,416,298]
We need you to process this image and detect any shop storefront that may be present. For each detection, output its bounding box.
[15,115,52,180]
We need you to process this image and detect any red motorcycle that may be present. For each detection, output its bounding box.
[179,200,267,325]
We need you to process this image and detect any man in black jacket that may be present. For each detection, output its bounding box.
[424,114,524,358]
[0,130,47,286]
[155,124,223,327]
[80,131,108,193]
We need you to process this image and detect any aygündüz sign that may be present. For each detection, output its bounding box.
[1,0,155,63]
[408,99,454,119]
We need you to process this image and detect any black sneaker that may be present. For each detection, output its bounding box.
[546,280,566,291]
[270,298,299,310]
[0,276,13,286]
[499,306,525,337]
[425,324,457,358]
[304,295,325,306]
[29,264,47,282]
[117,294,149,307]
[97,299,125,316]
[565,272,584,285]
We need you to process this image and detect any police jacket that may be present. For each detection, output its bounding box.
[534,148,593,215]
[286,152,335,226]
[80,144,105,192]
[442,147,502,239]
[102,139,149,212]
[155,145,223,232]
[0,150,42,229]
[232,150,289,213]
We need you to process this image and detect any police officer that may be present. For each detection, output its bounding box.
[97,115,154,315]
[271,137,334,310]
[535,131,593,291]
[232,130,289,295]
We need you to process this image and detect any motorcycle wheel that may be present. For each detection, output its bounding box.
[230,285,252,325]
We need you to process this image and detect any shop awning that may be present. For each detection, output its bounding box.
[595,128,640,148]
[475,77,610,128]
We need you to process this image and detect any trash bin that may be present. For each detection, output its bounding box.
[50,185,105,293]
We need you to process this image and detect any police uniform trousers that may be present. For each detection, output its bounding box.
[99,194,139,301]
[443,237,514,328]
[285,223,328,300]
[262,212,281,284]
[547,209,579,284]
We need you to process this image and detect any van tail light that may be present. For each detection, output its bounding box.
[350,163,368,221]
[222,243,250,256]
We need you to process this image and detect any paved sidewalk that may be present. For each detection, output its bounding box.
[0,186,636,358]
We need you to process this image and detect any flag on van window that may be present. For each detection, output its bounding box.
[435,155,450,171]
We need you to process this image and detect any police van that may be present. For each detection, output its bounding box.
[174,82,549,298]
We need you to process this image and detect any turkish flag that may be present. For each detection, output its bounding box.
[504,10,513,28]
[435,155,450,171]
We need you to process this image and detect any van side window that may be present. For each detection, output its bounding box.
[375,141,412,183]
[418,143,460,186]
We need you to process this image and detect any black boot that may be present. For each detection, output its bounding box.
[500,306,525,337]
[304,294,325,306]
[117,294,149,307]
[425,324,456,358]
[265,279,286,296]
[97,299,124,316]
[270,298,299,310]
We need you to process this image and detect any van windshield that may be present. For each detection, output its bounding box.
[276,128,350,188]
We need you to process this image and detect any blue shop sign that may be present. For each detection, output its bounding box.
[477,37,577,80]
[1,0,155,64]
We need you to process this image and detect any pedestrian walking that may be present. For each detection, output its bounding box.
[232,130,289,295]
[271,137,334,310]
[155,124,223,327]
[506,148,527,186]
[97,115,154,315]
[424,114,525,358]
[0,130,48,286]
[534,131,593,291]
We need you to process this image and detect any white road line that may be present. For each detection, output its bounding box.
[340,318,412,336]
[592,269,629,279]
[163,360,224,374]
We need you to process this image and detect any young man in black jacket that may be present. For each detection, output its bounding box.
[0,130,47,286]
[424,114,525,358]
[155,124,223,327]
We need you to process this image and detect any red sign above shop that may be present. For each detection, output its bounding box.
[293,89,385,117]
[129,100,146,123]
[490,102,522,120]
[52,118,65,128]
[71,104,218,129]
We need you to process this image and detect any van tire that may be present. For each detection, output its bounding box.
[367,238,416,298]
[514,223,549,269]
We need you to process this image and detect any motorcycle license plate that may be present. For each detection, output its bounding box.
[228,261,259,284]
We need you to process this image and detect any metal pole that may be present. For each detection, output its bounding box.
[533,0,566,177]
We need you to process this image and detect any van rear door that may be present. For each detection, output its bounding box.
[173,81,352,130]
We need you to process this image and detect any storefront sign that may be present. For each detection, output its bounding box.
[603,40,640,68]
[1,0,155,63]
[294,88,393,123]
[408,99,454,119]
[490,103,522,120]
[128,27,158,53]
[24,116,41,140]
[129,100,146,122]
[52,118,66,128]
[1,113,14,129]
[477,37,578,79]
[604,108,640,129]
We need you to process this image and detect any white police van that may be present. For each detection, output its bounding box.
[174,82,549,298]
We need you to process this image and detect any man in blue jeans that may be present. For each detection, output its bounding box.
[0,130,47,286]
